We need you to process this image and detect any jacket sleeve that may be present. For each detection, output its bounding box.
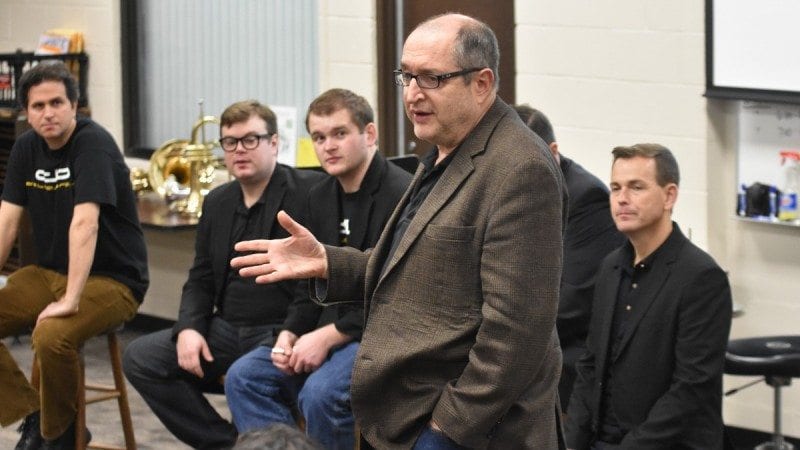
[314,245,371,305]
[332,303,364,341]
[277,278,323,342]
[559,187,622,347]
[619,265,732,448]
[172,198,217,338]
[564,274,605,450]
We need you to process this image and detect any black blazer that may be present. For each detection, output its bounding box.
[566,224,732,450]
[304,152,412,340]
[557,157,625,407]
[172,164,325,338]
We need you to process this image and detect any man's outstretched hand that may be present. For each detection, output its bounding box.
[231,210,328,283]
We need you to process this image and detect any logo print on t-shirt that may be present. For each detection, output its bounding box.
[26,167,73,191]
[340,218,350,246]
[35,168,71,183]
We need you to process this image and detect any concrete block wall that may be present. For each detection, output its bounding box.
[0,0,123,146]
[515,0,709,248]
[516,0,799,437]
[317,0,377,111]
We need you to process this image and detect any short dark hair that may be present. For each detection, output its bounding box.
[305,88,374,133]
[612,143,680,187]
[513,104,556,145]
[17,61,79,109]
[415,13,500,89]
[220,100,278,135]
[233,423,322,450]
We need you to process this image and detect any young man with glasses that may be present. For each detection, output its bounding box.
[224,88,412,449]
[122,100,324,450]
[231,13,567,450]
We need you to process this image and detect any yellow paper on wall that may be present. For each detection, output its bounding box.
[296,137,321,168]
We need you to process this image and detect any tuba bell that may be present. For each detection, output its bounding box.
[131,115,224,218]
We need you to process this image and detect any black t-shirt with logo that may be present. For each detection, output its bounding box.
[3,118,149,301]
[339,189,359,246]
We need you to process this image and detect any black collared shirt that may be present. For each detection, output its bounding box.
[220,190,286,326]
[381,147,457,277]
[598,239,663,443]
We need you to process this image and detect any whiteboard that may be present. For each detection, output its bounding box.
[738,101,800,188]
[707,0,800,103]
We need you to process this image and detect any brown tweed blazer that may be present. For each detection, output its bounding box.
[320,98,567,449]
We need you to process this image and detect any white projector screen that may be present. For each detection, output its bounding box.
[706,0,800,104]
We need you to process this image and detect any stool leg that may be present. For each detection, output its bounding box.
[757,377,794,450]
[774,384,784,449]
[108,332,136,450]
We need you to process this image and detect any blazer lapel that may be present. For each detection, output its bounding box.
[377,147,474,283]
[611,267,669,363]
[348,155,385,250]
[259,165,289,237]
[349,195,373,250]
[310,179,340,246]
[363,165,422,299]
[595,264,622,377]
[375,99,509,284]
[213,184,240,297]
[612,230,683,363]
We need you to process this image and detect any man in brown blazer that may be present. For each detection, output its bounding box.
[232,13,567,450]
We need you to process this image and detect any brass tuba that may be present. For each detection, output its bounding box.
[131,115,224,218]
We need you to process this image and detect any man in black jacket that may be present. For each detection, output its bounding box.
[513,105,624,412]
[122,100,324,449]
[566,144,732,449]
[225,89,411,450]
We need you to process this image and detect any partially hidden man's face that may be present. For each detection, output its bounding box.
[400,25,481,152]
[609,156,677,237]
[26,80,77,149]
[308,108,375,179]
[221,115,278,186]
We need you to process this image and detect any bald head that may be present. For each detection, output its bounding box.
[410,13,500,91]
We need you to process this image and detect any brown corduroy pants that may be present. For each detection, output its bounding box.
[0,265,138,439]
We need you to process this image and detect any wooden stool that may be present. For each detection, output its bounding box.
[32,330,136,450]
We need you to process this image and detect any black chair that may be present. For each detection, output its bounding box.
[725,336,800,450]
[387,154,420,174]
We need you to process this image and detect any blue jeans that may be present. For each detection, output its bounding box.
[412,425,468,450]
[225,341,359,450]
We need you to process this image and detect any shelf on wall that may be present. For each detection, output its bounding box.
[734,215,800,228]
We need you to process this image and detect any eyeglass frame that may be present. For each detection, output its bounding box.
[219,132,275,153]
[392,67,485,89]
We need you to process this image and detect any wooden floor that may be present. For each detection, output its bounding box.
[0,330,230,450]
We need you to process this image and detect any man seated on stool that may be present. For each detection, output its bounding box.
[224,89,412,449]
[513,105,624,413]
[122,100,324,450]
[565,144,732,449]
[0,61,148,450]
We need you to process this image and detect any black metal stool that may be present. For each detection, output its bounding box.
[725,335,800,450]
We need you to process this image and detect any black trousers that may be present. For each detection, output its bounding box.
[122,317,274,450]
